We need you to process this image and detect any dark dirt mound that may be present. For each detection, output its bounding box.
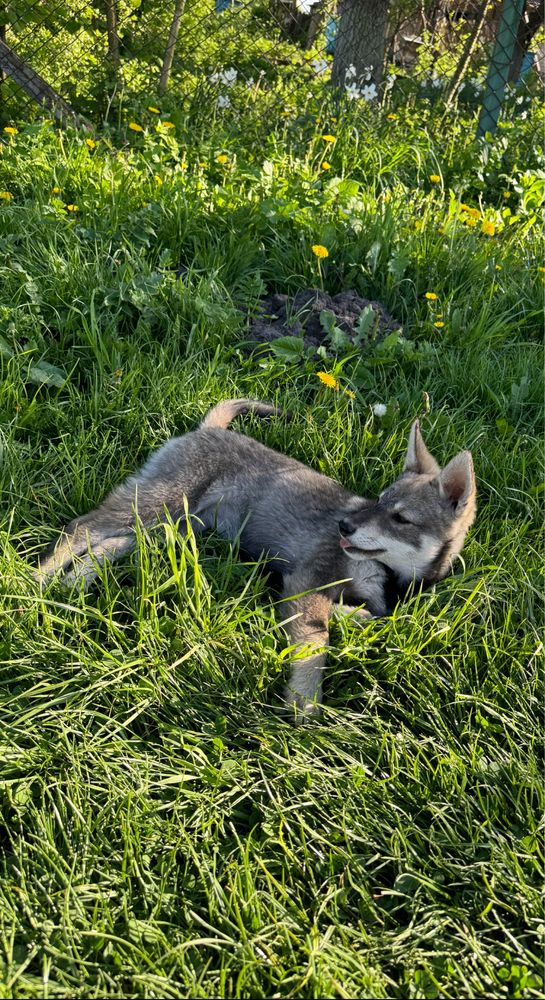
[246,288,401,349]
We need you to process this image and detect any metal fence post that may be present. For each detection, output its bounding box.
[477,0,525,137]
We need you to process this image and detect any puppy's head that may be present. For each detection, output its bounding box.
[339,421,476,583]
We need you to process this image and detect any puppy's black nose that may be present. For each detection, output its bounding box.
[339,518,355,536]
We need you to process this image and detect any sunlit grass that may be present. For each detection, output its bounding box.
[0,102,543,998]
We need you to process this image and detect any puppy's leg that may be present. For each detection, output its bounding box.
[36,518,135,586]
[35,434,206,585]
[331,603,373,625]
[280,584,332,720]
[62,533,136,586]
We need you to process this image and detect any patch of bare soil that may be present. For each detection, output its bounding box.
[246,288,401,349]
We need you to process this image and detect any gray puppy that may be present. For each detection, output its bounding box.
[37,400,476,717]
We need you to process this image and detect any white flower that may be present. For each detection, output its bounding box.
[246,77,254,88]
[372,403,387,417]
[311,58,329,75]
[210,68,237,87]
[345,64,357,80]
[295,0,319,11]
[222,68,237,86]
[217,95,231,109]
[431,76,442,88]
[345,82,362,100]
[361,83,378,101]
[384,74,396,91]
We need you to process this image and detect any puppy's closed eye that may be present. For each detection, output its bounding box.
[391,511,412,525]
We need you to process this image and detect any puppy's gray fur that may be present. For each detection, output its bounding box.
[37,400,476,717]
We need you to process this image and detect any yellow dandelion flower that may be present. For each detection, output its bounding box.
[216,154,229,164]
[321,134,336,143]
[429,174,441,183]
[198,161,207,167]
[85,138,97,149]
[434,321,445,328]
[148,106,160,114]
[344,389,356,399]
[495,264,502,270]
[321,161,331,170]
[3,126,18,135]
[425,292,438,300]
[481,220,496,236]
[52,186,61,194]
[0,191,13,200]
[66,204,79,212]
[387,113,397,120]
[160,121,175,128]
[312,244,329,259]
[317,372,339,390]
[502,191,511,199]
[467,207,480,218]
[538,266,545,273]
[128,122,144,132]
[154,174,163,185]
[465,216,477,227]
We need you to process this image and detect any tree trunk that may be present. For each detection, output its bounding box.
[331,0,390,90]
[508,0,544,83]
[0,37,88,125]
[105,0,120,71]
[306,1,326,48]
[158,0,186,95]
[272,1,314,45]
[444,0,489,108]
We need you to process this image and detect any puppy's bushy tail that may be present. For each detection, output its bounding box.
[201,398,283,430]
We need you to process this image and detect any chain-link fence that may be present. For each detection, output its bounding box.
[0,1,543,133]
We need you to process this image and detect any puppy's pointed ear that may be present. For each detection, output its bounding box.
[439,451,476,509]
[403,421,440,476]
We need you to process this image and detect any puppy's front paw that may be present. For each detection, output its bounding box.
[282,686,322,724]
[332,603,373,627]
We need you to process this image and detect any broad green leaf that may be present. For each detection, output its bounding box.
[268,336,306,359]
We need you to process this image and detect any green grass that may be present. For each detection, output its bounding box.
[0,98,543,999]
